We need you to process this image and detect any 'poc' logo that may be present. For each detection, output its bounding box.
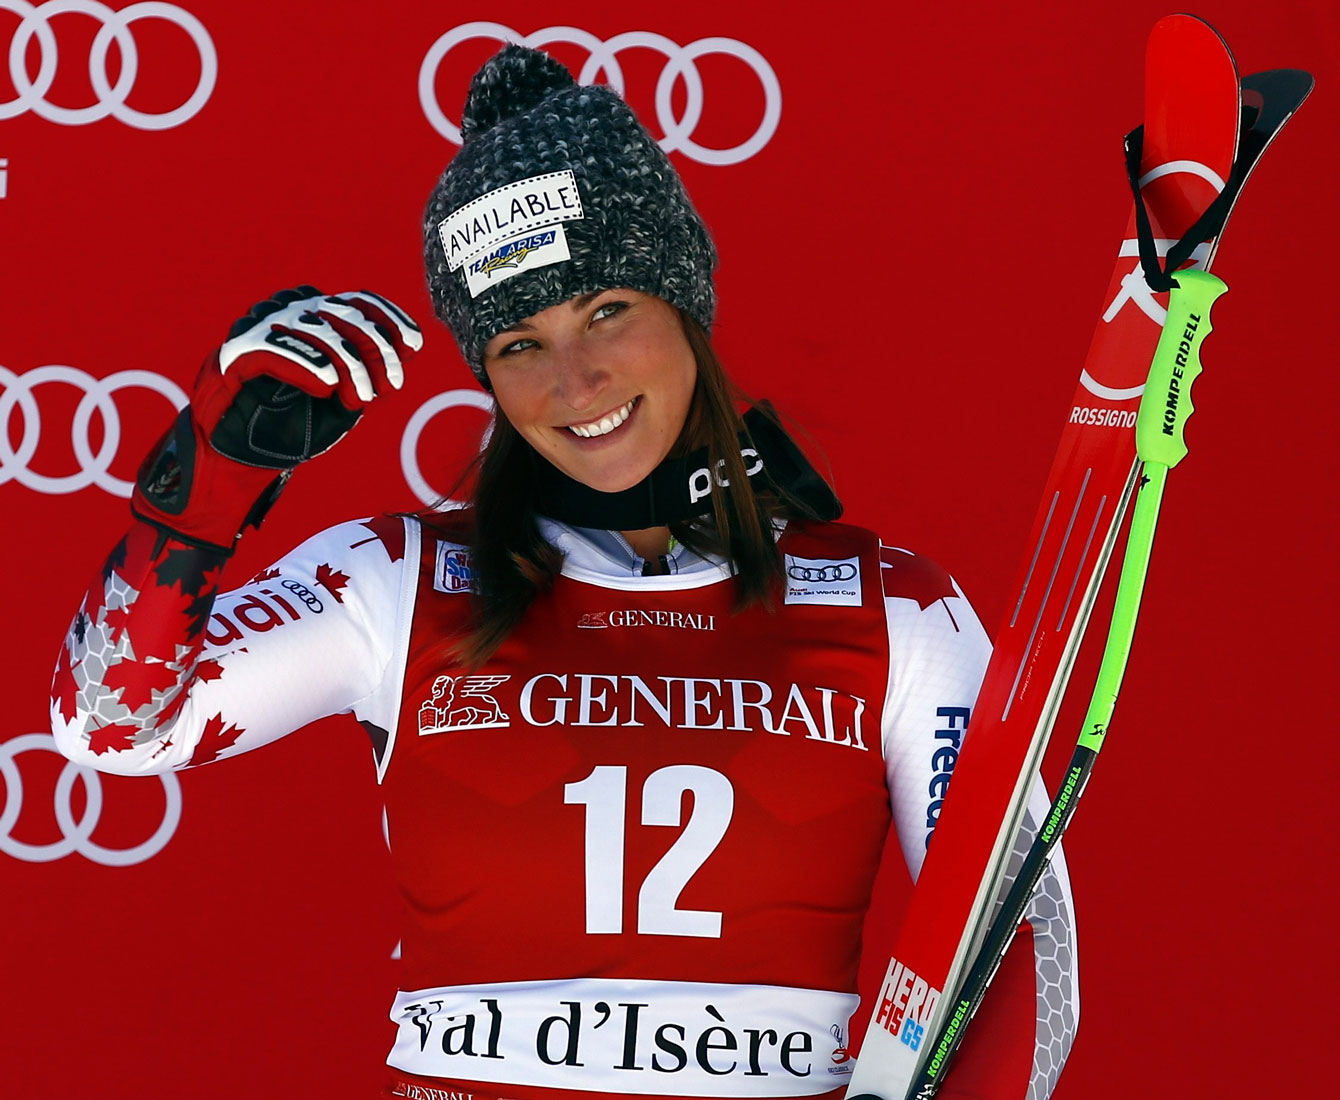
[687,448,764,504]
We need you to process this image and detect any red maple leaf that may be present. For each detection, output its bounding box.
[350,515,405,563]
[119,582,195,662]
[190,713,245,766]
[102,604,133,643]
[103,657,182,710]
[879,547,960,630]
[251,566,281,583]
[51,645,80,724]
[87,723,138,756]
[193,657,225,683]
[315,562,350,604]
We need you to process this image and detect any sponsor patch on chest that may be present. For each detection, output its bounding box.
[783,554,862,607]
[434,540,475,594]
[419,674,511,734]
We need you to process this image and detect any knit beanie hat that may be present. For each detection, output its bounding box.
[423,45,718,387]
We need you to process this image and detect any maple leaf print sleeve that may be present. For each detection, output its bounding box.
[877,543,1078,1100]
[50,515,411,775]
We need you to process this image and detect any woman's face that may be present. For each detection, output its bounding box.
[483,289,698,494]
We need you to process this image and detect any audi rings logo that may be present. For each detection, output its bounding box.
[787,563,858,583]
[280,578,324,613]
[419,22,781,166]
[400,388,493,509]
[1,0,217,130]
[0,364,187,496]
[1,733,182,864]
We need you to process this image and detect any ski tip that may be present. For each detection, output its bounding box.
[1242,68,1316,112]
[1150,13,1237,74]
[1153,13,1223,35]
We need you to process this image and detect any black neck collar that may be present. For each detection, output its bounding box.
[532,404,842,529]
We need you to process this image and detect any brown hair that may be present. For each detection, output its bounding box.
[433,310,827,668]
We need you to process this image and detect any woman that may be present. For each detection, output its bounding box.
[51,45,1076,1100]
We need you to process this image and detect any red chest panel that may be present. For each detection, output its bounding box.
[384,521,893,997]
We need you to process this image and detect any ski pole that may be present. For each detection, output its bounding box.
[907,268,1228,1099]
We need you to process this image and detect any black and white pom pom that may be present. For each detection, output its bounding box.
[461,44,576,142]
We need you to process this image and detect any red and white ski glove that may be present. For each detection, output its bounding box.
[132,286,423,552]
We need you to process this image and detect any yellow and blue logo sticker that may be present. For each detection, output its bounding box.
[463,226,571,297]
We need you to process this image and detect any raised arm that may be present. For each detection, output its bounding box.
[50,287,422,775]
[51,515,413,775]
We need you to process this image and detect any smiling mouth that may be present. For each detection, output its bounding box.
[565,397,639,438]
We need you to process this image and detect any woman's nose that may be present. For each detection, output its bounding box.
[552,347,610,411]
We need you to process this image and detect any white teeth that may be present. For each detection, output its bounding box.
[569,398,636,438]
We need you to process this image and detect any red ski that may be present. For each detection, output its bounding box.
[847,15,1244,1098]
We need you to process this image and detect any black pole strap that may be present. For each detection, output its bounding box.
[1124,112,1250,294]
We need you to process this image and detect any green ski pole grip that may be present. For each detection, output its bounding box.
[1136,268,1228,468]
[1075,269,1226,756]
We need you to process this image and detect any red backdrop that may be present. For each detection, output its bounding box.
[3,1,1337,1096]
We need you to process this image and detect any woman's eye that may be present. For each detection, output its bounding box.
[498,338,537,356]
[592,301,627,322]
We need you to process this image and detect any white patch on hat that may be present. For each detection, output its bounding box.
[462,225,572,298]
[439,169,584,272]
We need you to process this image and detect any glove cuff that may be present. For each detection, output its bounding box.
[131,407,290,554]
